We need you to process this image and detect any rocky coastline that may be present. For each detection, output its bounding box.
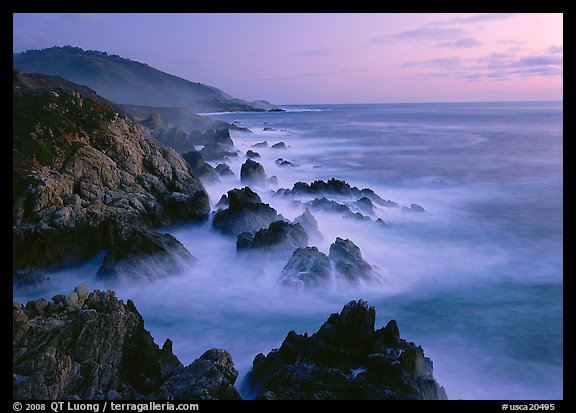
[13,72,441,400]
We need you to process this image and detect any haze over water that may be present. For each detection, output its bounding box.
[14,101,563,400]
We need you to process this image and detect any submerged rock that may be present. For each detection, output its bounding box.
[271,142,287,149]
[247,299,447,400]
[212,187,283,236]
[97,230,195,282]
[13,286,241,400]
[240,159,267,185]
[280,247,331,288]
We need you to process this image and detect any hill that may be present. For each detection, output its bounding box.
[13,46,281,113]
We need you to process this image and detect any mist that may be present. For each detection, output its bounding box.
[14,102,562,400]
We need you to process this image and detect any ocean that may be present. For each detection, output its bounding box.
[14,101,563,400]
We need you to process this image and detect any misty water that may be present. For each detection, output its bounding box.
[14,102,563,400]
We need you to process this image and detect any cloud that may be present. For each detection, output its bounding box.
[402,51,562,82]
[403,57,462,69]
[428,13,519,26]
[372,27,464,44]
[295,48,342,57]
[438,37,482,48]
[496,39,526,46]
[547,45,563,54]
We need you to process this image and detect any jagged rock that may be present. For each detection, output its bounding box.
[13,76,209,272]
[280,247,331,288]
[268,176,278,186]
[240,159,266,185]
[276,179,399,208]
[354,197,375,216]
[271,142,287,149]
[97,230,195,282]
[212,187,283,236]
[252,141,268,148]
[279,160,297,167]
[215,163,234,177]
[402,203,426,213]
[238,221,308,256]
[308,197,354,215]
[329,238,379,284]
[293,208,323,241]
[200,140,237,161]
[263,127,276,131]
[246,150,260,159]
[247,300,447,400]
[150,349,242,400]
[13,286,242,400]
[181,150,219,183]
[215,194,229,209]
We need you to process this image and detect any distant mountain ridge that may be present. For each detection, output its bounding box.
[13,46,281,113]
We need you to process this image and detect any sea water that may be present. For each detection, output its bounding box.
[14,102,563,400]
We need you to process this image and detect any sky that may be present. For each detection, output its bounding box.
[13,13,563,104]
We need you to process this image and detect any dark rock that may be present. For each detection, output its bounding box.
[246,150,260,159]
[252,141,268,148]
[268,176,278,186]
[240,221,308,256]
[263,127,276,131]
[271,142,287,149]
[212,187,283,236]
[150,349,242,400]
[215,163,234,177]
[215,194,229,209]
[308,197,354,216]
[240,159,266,185]
[293,208,323,241]
[275,158,285,165]
[402,203,426,213]
[13,268,48,288]
[280,247,331,288]
[329,238,379,284]
[279,160,297,168]
[181,150,219,183]
[14,286,242,400]
[97,230,195,282]
[276,179,399,209]
[236,232,255,250]
[247,299,447,400]
[13,79,209,272]
[354,197,375,216]
[200,140,237,161]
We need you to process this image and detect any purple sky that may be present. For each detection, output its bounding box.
[13,13,563,104]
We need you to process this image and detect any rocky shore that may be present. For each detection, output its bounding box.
[13,73,441,401]
[14,286,446,400]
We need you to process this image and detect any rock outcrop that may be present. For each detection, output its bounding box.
[246,150,260,159]
[181,150,219,183]
[329,237,379,284]
[293,208,323,241]
[215,163,234,177]
[212,187,283,236]
[237,221,308,256]
[279,247,332,288]
[13,285,242,400]
[247,300,447,400]
[13,73,209,272]
[240,159,266,185]
[97,230,195,283]
[271,142,287,149]
[276,178,399,208]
